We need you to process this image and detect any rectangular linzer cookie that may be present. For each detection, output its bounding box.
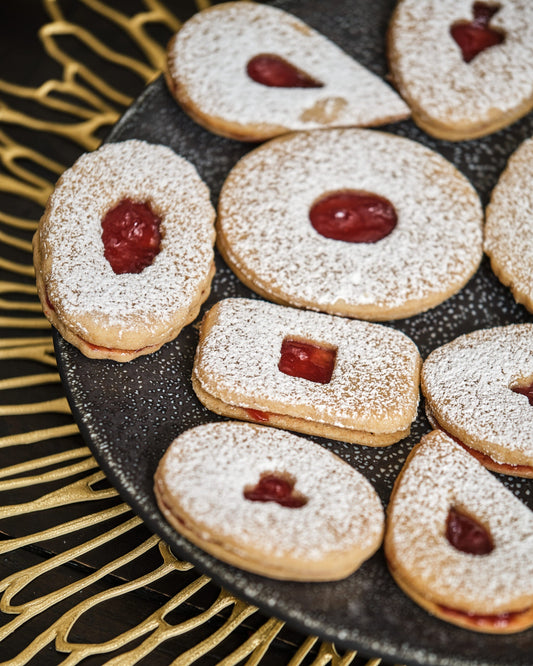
[192,298,421,445]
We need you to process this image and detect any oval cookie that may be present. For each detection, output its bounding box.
[388,0,533,140]
[33,140,216,362]
[154,421,385,581]
[217,129,483,320]
[485,136,533,314]
[421,324,533,476]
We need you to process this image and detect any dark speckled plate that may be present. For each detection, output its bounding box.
[55,2,533,664]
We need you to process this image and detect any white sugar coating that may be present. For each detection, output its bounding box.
[422,324,533,463]
[168,1,409,133]
[485,137,533,308]
[194,298,421,433]
[38,140,215,345]
[389,0,533,126]
[158,421,384,560]
[218,129,483,318]
[387,430,533,611]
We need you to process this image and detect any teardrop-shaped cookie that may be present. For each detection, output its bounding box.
[166,1,410,141]
[385,430,533,633]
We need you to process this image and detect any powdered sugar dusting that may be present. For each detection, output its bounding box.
[168,1,409,134]
[194,298,420,433]
[218,129,483,318]
[38,140,215,345]
[387,430,533,611]
[485,137,533,309]
[422,324,533,463]
[389,0,533,127]
[158,421,384,560]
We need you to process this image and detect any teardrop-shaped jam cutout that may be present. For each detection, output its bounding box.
[511,383,533,406]
[446,507,493,555]
[279,339,336,384]
[244,472,308,508]
[309,190,397,243]
[450,2,504,63]
[102,198,161,274]
[247,54,323,88]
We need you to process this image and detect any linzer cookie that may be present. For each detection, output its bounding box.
[192,298,421,445]
[33,140,215,362]
[421,324,533,477]
[165,1,409,141]
[154,421,385,581]
[485,137,533,313]
[217,129,483,320]
[385,430,533,633]
[388,0,533,140]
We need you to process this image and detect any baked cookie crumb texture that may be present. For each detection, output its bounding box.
[388,0,533,140]
[33,139,216,362]
[154,421,385,581]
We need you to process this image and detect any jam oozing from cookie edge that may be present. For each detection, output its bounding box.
[309,190,397,243]
[450,2,504,63]
[437,604,528,629]
[511,383,533,406]
[279,339,336,384]
[446,506,493,555]
[246,54,323,88]
[434,423,533,475]
[101,198,162,274]
[246,408,271,422]
[244,472,308,508]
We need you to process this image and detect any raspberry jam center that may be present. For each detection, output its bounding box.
[446,507,493,555]
[279,339,336,384]
[244,473,307,508]
[309,190,397,243]
[450,2,504,63]
[101,198,161,274]
[247,54,323,88]
[511,383,533,406]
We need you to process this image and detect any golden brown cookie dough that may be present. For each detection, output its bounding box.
[385,430,533,633]
[485,137,533,314]
[166,1,409,141]
[33,140,216,362]
[155,421,385,581]
[388,0,533,140]
[192,298,421,445]
[421,324,533,477]
[217,129,483,320]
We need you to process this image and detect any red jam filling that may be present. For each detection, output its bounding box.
[244,472,307,508]
[246,54,323,88]
[246,408,271,422]
[511,383,533,406]
[279,339,336,384]
[309,190,397,243]
[436,425,533,476]
[450,2,504,63]
[438,604,526,629]
[101,198,161,274]
[446,507,493,555]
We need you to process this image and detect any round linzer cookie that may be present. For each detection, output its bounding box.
[217,129,483,321]
[33,140,215,362]
[165,1,409,141]
[192,298,421,446]
[385,429,533,633]
[154,421,385,581]
[387,0,533,141]
[421,324,533,477]
[485,137,533,314]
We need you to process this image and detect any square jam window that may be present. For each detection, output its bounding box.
[278,338,337,384]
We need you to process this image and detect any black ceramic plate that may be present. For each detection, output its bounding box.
[55,2,533,664]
